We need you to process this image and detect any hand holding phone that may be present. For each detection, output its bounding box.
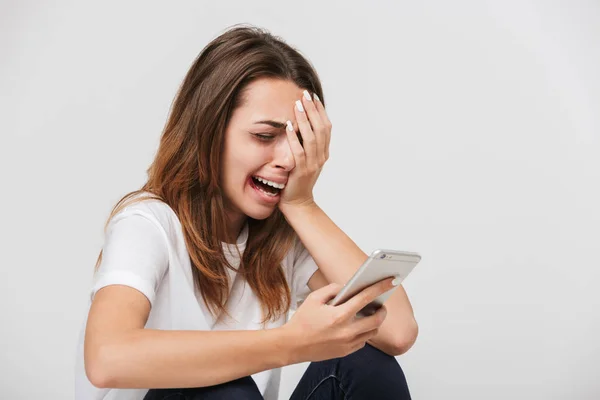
[282,249,421,363]
[327,249,421,317]
[283,277,396,363]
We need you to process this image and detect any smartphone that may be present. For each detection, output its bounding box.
[326,249,421,317]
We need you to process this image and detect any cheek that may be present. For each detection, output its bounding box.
[224,136,272,182]
[224,151,257,190]
[236,145,269,170]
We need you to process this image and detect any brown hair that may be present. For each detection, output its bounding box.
[94,24,326,325]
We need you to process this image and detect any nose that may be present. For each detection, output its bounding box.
[273,135,295,171]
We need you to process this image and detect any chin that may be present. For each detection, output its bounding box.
[243,204,277,220]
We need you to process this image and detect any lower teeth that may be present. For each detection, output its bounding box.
[253,180,279,197]
[258,186,278,197]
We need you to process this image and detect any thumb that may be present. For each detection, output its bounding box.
[310,282,343,304]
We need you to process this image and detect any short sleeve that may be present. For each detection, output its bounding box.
[291,238,320,310]
[91,210,169,307]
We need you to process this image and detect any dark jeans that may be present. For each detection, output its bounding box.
[143,343,412,400]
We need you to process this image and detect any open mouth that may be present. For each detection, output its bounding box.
[250,176,282,197]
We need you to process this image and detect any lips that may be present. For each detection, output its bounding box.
[252,175,287,186]
[248,176,281,203]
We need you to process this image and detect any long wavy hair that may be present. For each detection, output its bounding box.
[93,24,325,325]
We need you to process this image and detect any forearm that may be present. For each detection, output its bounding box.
[281,203,418,354]
[281,202,368,284]
[89,327,292,389]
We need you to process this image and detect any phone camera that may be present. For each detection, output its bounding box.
[379,253,386,259]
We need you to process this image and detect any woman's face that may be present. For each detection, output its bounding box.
[221,77,304,227]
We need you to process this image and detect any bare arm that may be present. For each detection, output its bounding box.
[282,202,419,356]
[85,285,293,389]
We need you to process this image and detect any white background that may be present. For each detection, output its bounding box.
[1,1,599,399]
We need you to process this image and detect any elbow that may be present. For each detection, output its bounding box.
[392,319,419,356]
[85,344,116,389]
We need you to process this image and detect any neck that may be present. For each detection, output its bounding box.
[223,212,246,244]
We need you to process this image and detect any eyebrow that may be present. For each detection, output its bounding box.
[254,119,304,147]
[253,119,296,133]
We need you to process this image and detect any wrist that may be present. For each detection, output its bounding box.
[279,200,319,218]
[273,325,302,366]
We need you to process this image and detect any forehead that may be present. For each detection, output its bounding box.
[235,78,305,124]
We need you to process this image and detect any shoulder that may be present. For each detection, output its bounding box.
[279,233,309,268]
[109,191,180,238]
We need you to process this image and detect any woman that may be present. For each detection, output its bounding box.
[75,24,418,400]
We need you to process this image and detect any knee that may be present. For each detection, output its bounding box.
[352,343,399,362]
[341,343,402,374]
[182,376,263,400]
[187,386,260,400]
[339,343,411,397]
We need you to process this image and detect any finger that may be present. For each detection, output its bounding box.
[313,93,331,161]
[339,277,396,316]
[294,99,317,166]
[286,120,305,168]
[309,282,343,304]
[302,90,324,131]
[351,329,378,352]
[313,93,331,126]
[352,305,387,335]
[301,90,326,163]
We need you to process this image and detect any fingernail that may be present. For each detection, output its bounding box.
[392,276,401,286]
[303,90,312,101]
[296,100,304,112]
[314,93,320,102]
[286,120,294,132]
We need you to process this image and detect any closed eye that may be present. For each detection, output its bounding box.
[252,133,276,141]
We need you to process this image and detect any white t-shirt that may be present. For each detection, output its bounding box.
[74,193,319,400]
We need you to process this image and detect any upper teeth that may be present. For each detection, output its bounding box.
[254,176,285,189]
